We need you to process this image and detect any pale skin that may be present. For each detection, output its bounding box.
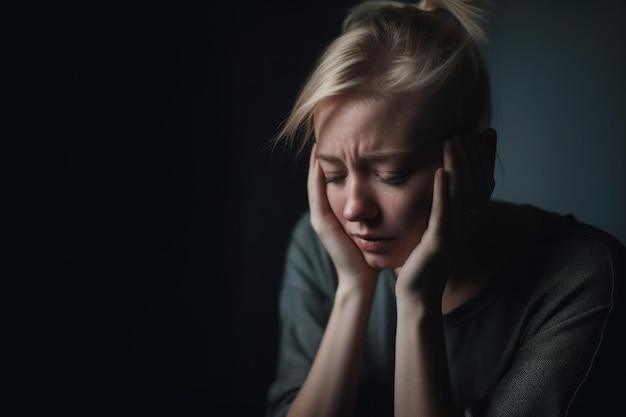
[285,95,509,417]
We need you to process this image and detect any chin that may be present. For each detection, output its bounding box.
[364,252,406,270]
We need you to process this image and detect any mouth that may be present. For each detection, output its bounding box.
[351,234,395,253]
[353,234,392,241]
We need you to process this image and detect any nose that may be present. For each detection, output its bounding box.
[342,177,378,222]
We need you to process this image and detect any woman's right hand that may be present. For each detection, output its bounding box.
[307,143,380,292]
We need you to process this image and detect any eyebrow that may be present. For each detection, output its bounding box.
[316,149,414,163]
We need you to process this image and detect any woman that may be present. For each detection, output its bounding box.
[266,1,624,416]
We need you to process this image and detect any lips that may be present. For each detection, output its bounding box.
[351,233,395,253]
[353,233,391,241]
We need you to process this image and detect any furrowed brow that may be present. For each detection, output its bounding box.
[316,150,414,163]
[315,153,344,164]
[359,150,414,162]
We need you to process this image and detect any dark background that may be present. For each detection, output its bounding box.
[10,0,625,416]
[12,1,350,415]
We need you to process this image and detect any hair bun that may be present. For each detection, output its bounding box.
[419,0,491,43]
[418,0,442,13]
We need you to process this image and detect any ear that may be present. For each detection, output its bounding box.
[479,128,497,176]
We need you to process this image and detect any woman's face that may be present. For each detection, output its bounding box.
[314,96,443,270]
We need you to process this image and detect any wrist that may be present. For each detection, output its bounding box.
[395,288,443,317]
[335,277,378,304]
[336,269,378,292]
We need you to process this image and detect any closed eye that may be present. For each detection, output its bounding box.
[323,176,346,184]
[377,173,410,185]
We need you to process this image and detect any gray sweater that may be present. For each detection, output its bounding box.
[266,206,624,417]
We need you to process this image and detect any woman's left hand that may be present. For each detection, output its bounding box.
[395,130,497,305]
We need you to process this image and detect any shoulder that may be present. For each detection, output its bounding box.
[289,210,315,241]
[282,210,337,293]
[536,209,624,287]
[516,205,625,316]
[287,210,326,259]
[533,211,625,413]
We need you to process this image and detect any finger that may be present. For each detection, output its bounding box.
[443,139,460,206]
[307,143,328,219]
[307,143,317,206]
[426,167,448,241]
[444,138,469,247]
[460,132,495,202]
[452,134,476,197]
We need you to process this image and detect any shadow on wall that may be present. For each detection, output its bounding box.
[484,0,626,246]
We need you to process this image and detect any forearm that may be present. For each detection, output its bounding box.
[395,298,455,417]
[287,281,375,417]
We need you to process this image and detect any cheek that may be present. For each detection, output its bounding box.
[326,187,345,219]
[392,172,436,233]
[410,178,434,215]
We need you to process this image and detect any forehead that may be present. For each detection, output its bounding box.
[313,96,440,156]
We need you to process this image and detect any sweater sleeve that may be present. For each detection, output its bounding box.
[471,221,624,417]
[265,212,337,417]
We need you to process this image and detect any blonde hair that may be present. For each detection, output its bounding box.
[273,0,493,154]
